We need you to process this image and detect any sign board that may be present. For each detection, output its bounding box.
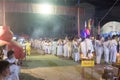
[81,60,94,67]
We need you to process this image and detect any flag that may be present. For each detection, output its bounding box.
[90,19,94,36]
[88,19,92,30]
[85,20,87,29]
[98,22,101,35]
[91,19,94,27]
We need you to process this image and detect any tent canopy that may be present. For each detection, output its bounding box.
[101,21,120,34]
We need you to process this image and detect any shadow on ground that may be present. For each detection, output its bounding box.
[20,73,44,80]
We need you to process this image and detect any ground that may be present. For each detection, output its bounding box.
[20,49,117,80]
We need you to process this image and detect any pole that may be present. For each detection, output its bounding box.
[77,7,80,37]
[2,0,6,26]
[98,22,100,35]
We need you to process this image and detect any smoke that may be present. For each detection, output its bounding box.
[31,15,62,38]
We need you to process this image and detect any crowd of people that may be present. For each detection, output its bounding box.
[31,34,120,64]
[0,34,120,80]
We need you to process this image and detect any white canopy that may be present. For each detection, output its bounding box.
[101,21,120,34]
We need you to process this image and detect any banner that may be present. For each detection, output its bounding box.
[81,60,94,67]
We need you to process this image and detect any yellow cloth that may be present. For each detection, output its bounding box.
[25,42,31,55]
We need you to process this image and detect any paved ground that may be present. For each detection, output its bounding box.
[20,49,118,80]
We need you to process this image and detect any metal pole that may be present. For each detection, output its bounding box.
[98,22,100,35]
[77,7,80,37]
[2,0,6,26]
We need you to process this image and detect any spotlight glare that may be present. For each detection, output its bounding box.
[40,3,53,14]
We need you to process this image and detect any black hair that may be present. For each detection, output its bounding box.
[0,60,10,73]
[96,35,100,40]
[112,35,116,39]
[7,50,14,58]
[104,37,108,41]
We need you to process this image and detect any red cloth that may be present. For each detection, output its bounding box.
[0,40,10,46]
[8,41,25,60]
[0,26,25,60]
[0,26,13,42]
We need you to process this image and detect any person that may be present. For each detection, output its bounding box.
[80,38,87,58]
[0,60,11,80]
[51,39,57,55]
[85,35,94,58]
[2,45,8,60]
[67,38,73,59]
[0,47,4,60]
[72,37,80,62]
[8,41,25,61]
[95,35,104,64]
[57,39,63,56]
[103,37,110,64]
[5,50,20,80]
[63,37,68,58]
[109,35,117,64]
[25,41,31,56]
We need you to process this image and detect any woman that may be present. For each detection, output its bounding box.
[0,60,10,80]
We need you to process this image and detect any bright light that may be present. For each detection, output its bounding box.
[117,53,120,57]
[39,3,53,14]
[13,37,17,40]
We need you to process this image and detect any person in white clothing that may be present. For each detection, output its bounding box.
[57,39,63,56]
[72,38,80,62]
[109,35,117,63]
[5,50,20,80]
[103,37,110,64]
[85,35,94,58]
[0,60,11,80]
[95,35,104,64]
[80,38,87,58]
[51,39,57,55]
[63,37,69,58]
[67,39,73,59]
[2,45,8,60]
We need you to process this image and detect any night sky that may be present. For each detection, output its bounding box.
[4,0,120,38]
